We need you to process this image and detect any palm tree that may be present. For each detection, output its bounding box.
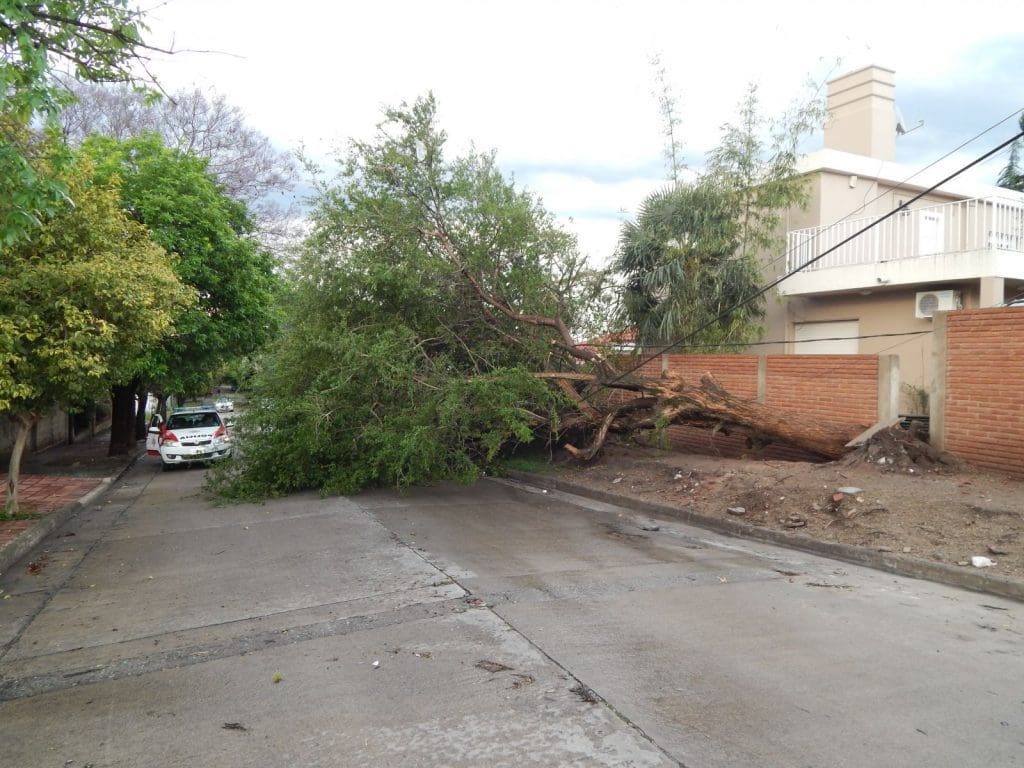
[997,114,1024,192]
[613,181,764,348]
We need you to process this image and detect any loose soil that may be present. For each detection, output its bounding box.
[553,439,1024,581]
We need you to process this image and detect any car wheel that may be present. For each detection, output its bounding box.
[161,462,173,472]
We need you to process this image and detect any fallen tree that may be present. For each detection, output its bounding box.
[543,371,859,461]
[211,96,868,500]
[422,223,862,462]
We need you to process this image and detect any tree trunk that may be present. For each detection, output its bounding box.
[544,371,863,462]
[638,373,860,459]
[156,393,169,420]
[134,384,149,440]
[108,380,139,456]
[4,412,37,517]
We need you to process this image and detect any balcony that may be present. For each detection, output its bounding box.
[779,197,1024,296]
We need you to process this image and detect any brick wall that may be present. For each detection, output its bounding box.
[936,308,1024,477]
[765,355,879,425]
[624,352,882,461]
[663,354,760,398]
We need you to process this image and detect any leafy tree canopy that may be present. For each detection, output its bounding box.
[1,0,157,245]
[615,83,824,348]
[1,150,190,512]
[212,95,592,499]
[80,133,278,398]
[616,181,758,347]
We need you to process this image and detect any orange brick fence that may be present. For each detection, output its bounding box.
[932,308,1024,477]
[622,352,898,460]
[632,308,1024,474]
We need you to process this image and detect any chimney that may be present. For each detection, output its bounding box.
[823,65,897,161]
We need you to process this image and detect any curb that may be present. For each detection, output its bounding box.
[506,470,1024,604]
[0,450,144,576]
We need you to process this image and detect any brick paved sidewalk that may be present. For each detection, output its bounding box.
[0,475,102,548]
[1,431,142,570]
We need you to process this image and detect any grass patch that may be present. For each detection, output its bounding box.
[0,506,46,522]
[496,454,559,475]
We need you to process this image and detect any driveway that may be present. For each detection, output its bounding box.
[0,462,1020,767]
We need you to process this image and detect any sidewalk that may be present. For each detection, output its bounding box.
[507,468,1024,603]
[0,431,142,574]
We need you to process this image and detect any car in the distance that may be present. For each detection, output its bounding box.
[147,406,232,469]
[215,398,234,412]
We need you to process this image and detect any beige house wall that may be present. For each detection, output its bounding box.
[763,279,1017,414]
[805,171,958,228]
[754,65,1024,420]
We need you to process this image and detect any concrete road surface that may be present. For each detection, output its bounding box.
[1,463,1021,767]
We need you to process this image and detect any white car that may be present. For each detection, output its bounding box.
[215,398,234,412]
[147,407,232,469]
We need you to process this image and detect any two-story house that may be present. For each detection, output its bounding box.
[761,65,1024,414]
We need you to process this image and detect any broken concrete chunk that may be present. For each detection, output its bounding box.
[971,556,996,568]
[726,506,746,516]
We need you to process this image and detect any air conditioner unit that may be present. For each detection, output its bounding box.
[915,290,961,319]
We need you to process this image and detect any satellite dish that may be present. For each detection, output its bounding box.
[895,105,924,137]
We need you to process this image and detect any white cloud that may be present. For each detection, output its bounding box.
[523,172,662,219]
[141,0,1024,265]
[567,216,628,269]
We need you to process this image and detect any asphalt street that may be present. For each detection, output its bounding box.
[0,459,1021,767]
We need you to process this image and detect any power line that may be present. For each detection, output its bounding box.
[593,107,1024,358]
[588,128,1024,399]
[591,107,1024,349]
[582,329,931,352]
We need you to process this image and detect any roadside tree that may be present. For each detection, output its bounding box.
[81,134,277,454]
[0,155,190,514]
[0,0,162,246]
[615,83,824,348]
[61,83,297,223]
[212,95,589,499]
[997,114,1024,192]
[212,93,869,504]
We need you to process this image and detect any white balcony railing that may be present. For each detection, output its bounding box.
[786,197,1024,272]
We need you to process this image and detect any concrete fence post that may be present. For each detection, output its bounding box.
[930,313,948,451]
[876,354,900,423]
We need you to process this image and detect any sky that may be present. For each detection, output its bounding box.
[139,0,1024,265]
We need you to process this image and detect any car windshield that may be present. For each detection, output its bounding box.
[167,412,220,430]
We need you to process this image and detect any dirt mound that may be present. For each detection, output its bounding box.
[840,425,958,474]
